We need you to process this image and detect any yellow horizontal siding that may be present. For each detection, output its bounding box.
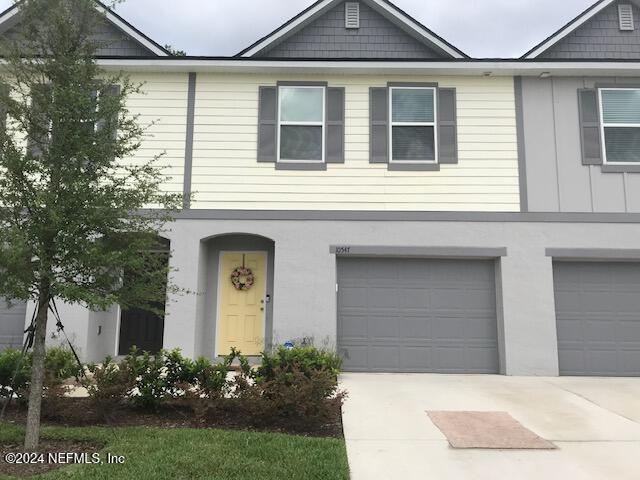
[124,73,188,196]
[189,74,519,211]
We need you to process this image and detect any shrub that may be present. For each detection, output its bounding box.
[0,349,30,399]
[44,346,83,381]
[84,356,135,410]
[234,366,346,432]
[0,346,82,400]
[190,348,249,399]
[254,346,342,385]
[122,348,170,410]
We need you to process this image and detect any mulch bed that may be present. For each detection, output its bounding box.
[0,439,103,478]
[1,398,344,438]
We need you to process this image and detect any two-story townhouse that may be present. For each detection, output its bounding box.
[2,0,640,377]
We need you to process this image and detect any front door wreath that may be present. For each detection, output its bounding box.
[231,266,255,291]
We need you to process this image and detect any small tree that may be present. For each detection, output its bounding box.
[0,0,181,449]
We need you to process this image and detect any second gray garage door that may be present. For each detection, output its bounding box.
[337,257,499,373]
[0,299,26,352]
[554,262,640,377]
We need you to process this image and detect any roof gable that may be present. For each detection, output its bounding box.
[0,0,170,57]
[523,0,640,59]
[239,0,467,59]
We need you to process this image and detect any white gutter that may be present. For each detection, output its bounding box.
[91,59,640,76]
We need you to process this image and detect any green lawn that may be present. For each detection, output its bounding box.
[0,424,350,480]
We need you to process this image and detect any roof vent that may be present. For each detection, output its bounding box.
[619,4,634,31]
[345,2,360,29]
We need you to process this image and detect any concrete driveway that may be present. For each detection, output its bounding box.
[340,374,640,480]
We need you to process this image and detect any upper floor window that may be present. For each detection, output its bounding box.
[389,86,437,164]
[278,85,325,163]
[599,88,640,164]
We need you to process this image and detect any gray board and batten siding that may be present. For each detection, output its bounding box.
[520,76,640,213]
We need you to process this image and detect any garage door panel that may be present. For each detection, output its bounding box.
[399,289,432,309]
[339,314,370,340]
[622,350,640,374]
[620,317,640,338]
[341,345,369,371]
[616,293,640,311]
[369,346,401,370]
[367,315,401,340]
[400,347,432,371]
[338,258,499,374]
[431,289,495,310]
[554,262,640,377]
[401,315,434,339]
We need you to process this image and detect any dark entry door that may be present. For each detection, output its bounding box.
[117,237,169,355]
[118,304,165,355]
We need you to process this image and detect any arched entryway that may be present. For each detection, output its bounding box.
[199,234,275,359]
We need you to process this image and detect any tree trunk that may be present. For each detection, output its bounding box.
[24,292,50,451]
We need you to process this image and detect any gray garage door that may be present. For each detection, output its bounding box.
[0,299,26,352]
[554,262,640,377]
[337,257,499,373]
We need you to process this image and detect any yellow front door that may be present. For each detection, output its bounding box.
[217,251,267,356]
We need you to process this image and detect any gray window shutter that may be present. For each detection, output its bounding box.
[97,84,120,139]
[0,84,8,137]
[326,87,345,163]
[370,87,388,163]
[578,89,603,165]
[438,88,458,164]
[28,83,52,158]
[257,86,277,163]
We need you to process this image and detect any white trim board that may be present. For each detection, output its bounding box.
[90,58,640,77]
[239,0,466,59]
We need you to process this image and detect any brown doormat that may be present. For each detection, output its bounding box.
[427,411,557,450]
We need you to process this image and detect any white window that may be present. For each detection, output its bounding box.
[599,88,640,164]
[389,86,437,163]
[277,85,325,163]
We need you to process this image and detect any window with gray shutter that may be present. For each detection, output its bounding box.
[258,82,345,169]
[598,88,640,164]
[278,85,325,163]
[578,89,603,165]
[372,83,457,169]
[389,86,436,163]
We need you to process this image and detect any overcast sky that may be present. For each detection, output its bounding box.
[0,0,597,57]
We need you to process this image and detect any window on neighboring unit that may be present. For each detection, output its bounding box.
[278,85,325,163]
[599,88,640,164]
[389,86,437,163]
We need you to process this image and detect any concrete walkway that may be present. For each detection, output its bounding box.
[340,374,640,480]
